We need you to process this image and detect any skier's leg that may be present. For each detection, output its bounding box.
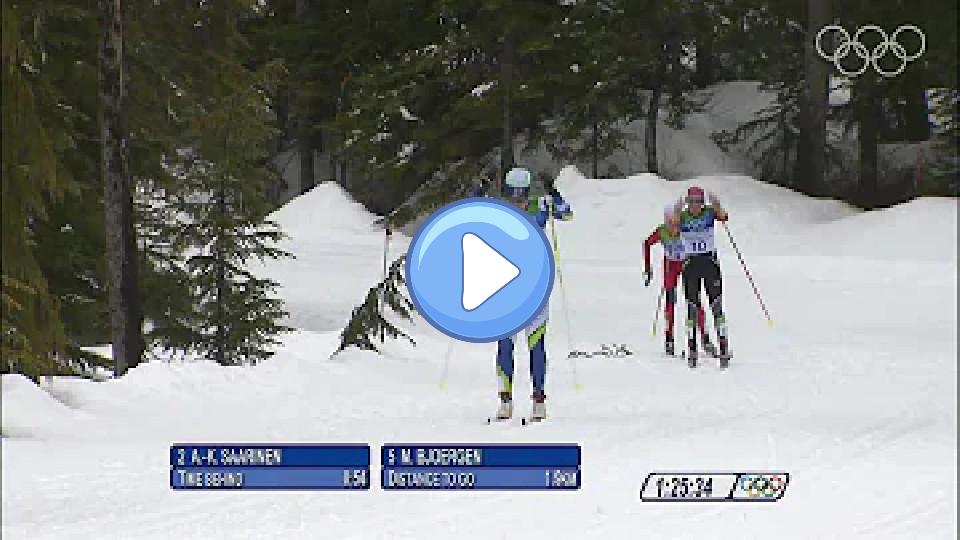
[496,337,514,398]
[664,260,681,354]
[703,255,729,358]
[664,288,676,332]
[528,322,547,400]
[494,338,515,419]
[682,257,704,358]
[697,303,715,355]
[526,305,548,420]
[664,287,677,354]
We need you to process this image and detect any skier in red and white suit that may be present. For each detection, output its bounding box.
[643,205,713,356]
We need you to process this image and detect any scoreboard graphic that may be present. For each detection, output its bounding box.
[381,444,581,490]
[170,444,371,490]
[169,443,786,498]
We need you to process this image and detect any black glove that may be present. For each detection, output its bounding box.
[643,269,652,287]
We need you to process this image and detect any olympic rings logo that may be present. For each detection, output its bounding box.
[816,24,925,78]
[738,474,786,499]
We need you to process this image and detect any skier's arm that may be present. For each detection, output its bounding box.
[643,228,660,273]
[708,192,729,221]
[551,191,573,221]
[672,198,685,215]
[530,197,549,227]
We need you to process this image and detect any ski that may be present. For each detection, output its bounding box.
[682,350,733,369]
[485,415,543,425]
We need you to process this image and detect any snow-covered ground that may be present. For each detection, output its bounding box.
[3,164,957,538]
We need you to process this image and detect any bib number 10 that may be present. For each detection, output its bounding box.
[689,240,707,252]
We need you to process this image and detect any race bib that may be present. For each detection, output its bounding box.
[663,238,685,260]
[682,232,715,254]
[681,211,716,255]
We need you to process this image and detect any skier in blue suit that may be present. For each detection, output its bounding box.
[494,167,572,422]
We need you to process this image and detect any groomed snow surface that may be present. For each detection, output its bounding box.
[3,167,957,539]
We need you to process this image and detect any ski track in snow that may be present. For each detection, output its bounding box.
[3,115,957,540]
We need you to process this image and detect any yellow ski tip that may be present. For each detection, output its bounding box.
[767,319,774,327]
[574,383,583,391]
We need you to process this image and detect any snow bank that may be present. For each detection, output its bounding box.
[267,181,375,235]
[795,197,958,262]
[557,166,955,262]
[0,375,90,440]
[255,182,410,333]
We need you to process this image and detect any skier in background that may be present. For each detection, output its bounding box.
[643,205,714,357]
[494,167,572,422]
[469,177,491,198]
[678,186,731,367]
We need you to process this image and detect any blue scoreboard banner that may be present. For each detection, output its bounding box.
[170,444,370,490]
[381,444,581,490]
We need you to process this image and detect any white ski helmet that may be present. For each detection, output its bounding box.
[505,167,532,189]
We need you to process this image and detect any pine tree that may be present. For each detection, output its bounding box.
[165,43,292,365]
[532,1,634,178]
[13,0,265,367]
[827,0,957,205]
[331,0,579,210]
[124,0,253,358]
[539,0,704,178]
[1,0,79,377]
[907,0,958,196]
[28,0,111,354]
[710,2,808,187]
[335,256,415,355]
[715,0,958,204]
[106,1,297,364]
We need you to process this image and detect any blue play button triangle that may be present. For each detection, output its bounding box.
[405,198,555,343]
[461,233,520,311]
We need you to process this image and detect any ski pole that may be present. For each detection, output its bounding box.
[721,222,773,326]
[549,206,563,285]
[651,286,665,337]
[550,209,581,390]
[383,225,392,280]
[437,338,454,390]
[557,265,581,390]
[379,225,392,341]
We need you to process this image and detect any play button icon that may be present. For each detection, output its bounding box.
[405,198,555,343]
[461,233,519,311]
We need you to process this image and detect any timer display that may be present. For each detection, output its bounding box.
[640,472,789,502]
